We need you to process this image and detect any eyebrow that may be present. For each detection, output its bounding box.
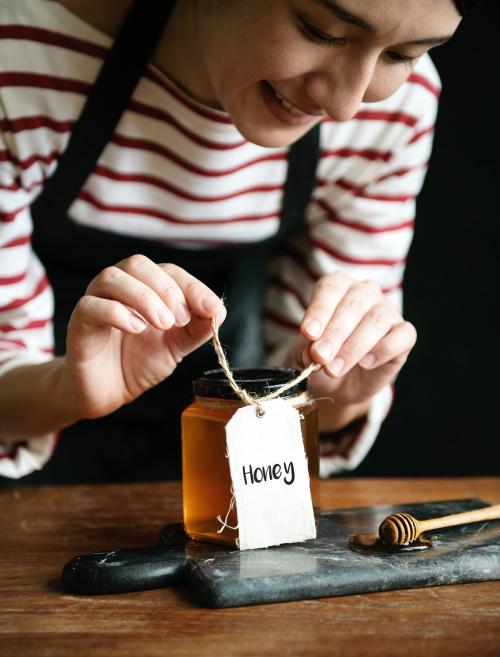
[407,36,452,47]
[308,0,453,46]
[308,0,375,33]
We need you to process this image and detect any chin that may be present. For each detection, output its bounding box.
[233,121,313,149]
[223,87,322,148]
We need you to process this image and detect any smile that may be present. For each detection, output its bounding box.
[261,81,324,127]
[272,88,308,117]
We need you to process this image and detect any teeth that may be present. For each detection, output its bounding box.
[272,87,307,117]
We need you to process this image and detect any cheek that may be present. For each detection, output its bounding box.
[213,55,310,115]
[364,65,413,103]
[217,45,312,90]
[204,13,316,104]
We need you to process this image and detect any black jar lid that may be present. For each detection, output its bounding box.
[193,367,306,400]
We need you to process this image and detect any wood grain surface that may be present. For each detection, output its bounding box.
[1,478,499,657]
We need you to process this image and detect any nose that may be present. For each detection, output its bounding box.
[305,55,377,122]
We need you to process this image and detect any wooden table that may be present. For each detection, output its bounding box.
[1,478,499,657]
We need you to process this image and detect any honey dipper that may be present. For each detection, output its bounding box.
[378,503,500,546]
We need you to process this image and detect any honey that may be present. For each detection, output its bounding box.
[349,532,432,553]
[181,368,320,546]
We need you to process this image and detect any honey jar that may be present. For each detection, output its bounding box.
[181,367,320,546]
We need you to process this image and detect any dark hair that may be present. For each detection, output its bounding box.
[453,0,477,14]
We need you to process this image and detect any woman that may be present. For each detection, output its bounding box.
[0,0,468,482]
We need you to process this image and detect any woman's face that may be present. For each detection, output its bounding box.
[190,0,461,146]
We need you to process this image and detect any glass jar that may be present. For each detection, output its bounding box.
[181,367,320,546]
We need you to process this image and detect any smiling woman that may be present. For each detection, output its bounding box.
[164,0,461,145]
[0,0,482,484]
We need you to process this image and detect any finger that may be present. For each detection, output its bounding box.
[115,254,191,327]
[166,315,218,361]
[323,303,400,377]
[358,320,417,371]
[159,263,225,321]
[292,341,326,382]
[69,295,148,340]
[86,265,176,331]
[291,335,309,369]
[310,281,382,364]
[300,271,352,340]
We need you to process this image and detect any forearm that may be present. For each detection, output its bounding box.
[317,397,371,433]
[0,358,79,441]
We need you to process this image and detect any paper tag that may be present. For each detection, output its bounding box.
[225,398,317,550]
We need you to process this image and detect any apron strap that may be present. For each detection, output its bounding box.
[37,0,175,218]
[278,123,320,240]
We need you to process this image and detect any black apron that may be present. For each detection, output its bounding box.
[22,0,320,484]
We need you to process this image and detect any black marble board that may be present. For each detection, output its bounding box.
[63,498,500,607]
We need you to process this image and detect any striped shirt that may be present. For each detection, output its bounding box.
[0,0,441,479]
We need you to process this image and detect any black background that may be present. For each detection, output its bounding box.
[355,2,500,476]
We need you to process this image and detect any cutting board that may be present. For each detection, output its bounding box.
[63,498,500,607]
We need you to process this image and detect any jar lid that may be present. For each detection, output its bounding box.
[193,367,306,400]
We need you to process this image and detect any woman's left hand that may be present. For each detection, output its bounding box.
[293,271,417,407]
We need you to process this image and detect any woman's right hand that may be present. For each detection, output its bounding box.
[59,255,226,421]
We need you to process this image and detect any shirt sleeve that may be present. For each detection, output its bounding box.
[264,60,441,476]
[0,96,57,479]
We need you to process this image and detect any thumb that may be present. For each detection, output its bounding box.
[164,307,227,360]
[291,334,309,369]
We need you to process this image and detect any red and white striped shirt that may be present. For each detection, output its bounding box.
[0,0,441,479]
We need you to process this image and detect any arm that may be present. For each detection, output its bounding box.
[0,358,76,440]
[0,92,61,473]
[265,57,441,473]
[0,254,226,477]
[0,109,226,473]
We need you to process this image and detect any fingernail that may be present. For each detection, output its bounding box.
[305,319,321,339]
[129,313,147,332]
[329,357,345,376]
[175,303,191,326]
[360,353,376,368]
[315,340,333,361]
[215,305,227,326]
[158,306,174,329]
[202,295,221,315]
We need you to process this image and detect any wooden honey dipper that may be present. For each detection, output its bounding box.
[378,504,500,546]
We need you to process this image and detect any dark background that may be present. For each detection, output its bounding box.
[356,2,500,476]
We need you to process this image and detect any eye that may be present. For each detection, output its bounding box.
[386,51,420,69]
[299,19,344,45]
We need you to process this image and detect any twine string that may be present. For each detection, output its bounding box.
[211,314,322,537]
[211,317,320,416]
[216,486,238,533]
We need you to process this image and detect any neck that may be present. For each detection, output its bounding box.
[157,0,221,109]
[56,0,219,108]
[55,0,134,37]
